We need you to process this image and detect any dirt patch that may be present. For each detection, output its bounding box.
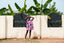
[32,36,38,39]
[0,38,64,43]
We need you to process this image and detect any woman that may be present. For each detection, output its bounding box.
[24,16,34,40]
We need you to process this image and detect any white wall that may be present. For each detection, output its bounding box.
[0,15,64,39]
[7,15,40,39]
[0,16,5,39]
[62,15,64,38]
[7,16,18,38]
[41,15,63,38]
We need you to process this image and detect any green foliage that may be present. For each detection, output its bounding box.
[0,13,11,15]
[19,4,27,13]
[26,0,41,15]
[49,2,63,15]
[44,0,52,8]
[0,6,14,15]
[27,6,40,15]
[14,0,63,15]
[33,0,40,8]
[27,0,53,15]
[0,8,8,15]
[15,0,27,13]
[15,3,21,11]
[0,0,62,16]
[57,11,63,15]
[24,0,46,15]
[27,6,40,12]
[43,8,50,15]
[49,2,56,13]
[8,4,14,15]
[19,0,27,13]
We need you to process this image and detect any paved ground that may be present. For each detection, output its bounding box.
[0,38,64,43]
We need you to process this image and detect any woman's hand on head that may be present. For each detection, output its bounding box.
[27,16,31,18]
[29,16,34,19]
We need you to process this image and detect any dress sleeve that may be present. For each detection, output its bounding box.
[30,18,33,21]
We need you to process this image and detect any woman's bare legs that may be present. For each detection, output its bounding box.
[29,30,31,39]
[25,30,28,39]
[25,30,31,40]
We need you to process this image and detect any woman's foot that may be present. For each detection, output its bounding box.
[29,39,31,40]
[24,39,26,40]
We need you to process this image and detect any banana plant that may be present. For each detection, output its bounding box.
[27,0,52,15]
[26,0,40,15]
[49,2,57,13]
[49,2,63,15]
[26,6,40,15]
[8,4,14,15]
[15,0,27,13]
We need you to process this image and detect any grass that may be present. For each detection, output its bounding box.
[0,39,11,42]
[22,40,40,43]
[0,39,4,42]
[0,39,40,43]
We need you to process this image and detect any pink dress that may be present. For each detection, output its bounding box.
[26,19,33,30]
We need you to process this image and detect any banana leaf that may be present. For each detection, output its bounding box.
[15,3,21,11]
[33,0,40,8]
[27,11,39,15]
[42,8,50,15]
[8,4,14,15]
[0,8,8,14]
[27,6,40,12]
[19,0,27,13]
[44,0,52,8]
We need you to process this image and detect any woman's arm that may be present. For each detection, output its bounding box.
[25,17,28,21]
[25,16,30,21]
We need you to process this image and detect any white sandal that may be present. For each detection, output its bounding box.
[24,39,26,40]
[29,39,31,40]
